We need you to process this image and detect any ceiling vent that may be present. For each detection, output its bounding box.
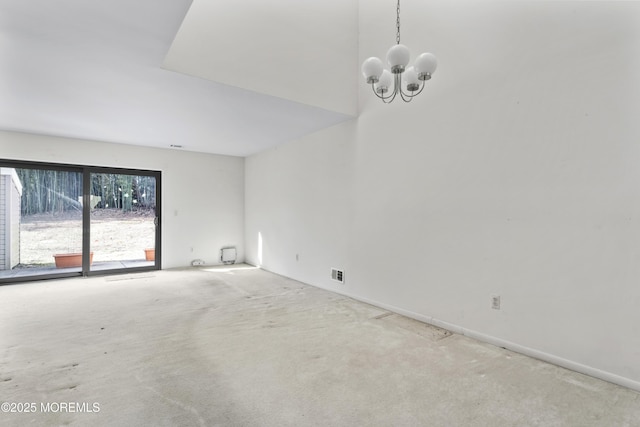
[331,268,344,284]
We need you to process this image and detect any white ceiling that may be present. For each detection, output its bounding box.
[0,0,356,157]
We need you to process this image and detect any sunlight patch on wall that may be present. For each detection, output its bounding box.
[258,231,263,266]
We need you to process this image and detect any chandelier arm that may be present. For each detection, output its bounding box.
[393,74,409,103]
[370,83,387,100]
[412,82,427,97]
[383,75,400,103]
[394,74,417,103]
[399,89,414,103]
[370,83,383,99]
[397,74,415,103]
[399,81,426,101]
[370,82,395,101]
[383,87,399,104]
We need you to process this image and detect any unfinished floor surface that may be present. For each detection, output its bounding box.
[1,266,639,426]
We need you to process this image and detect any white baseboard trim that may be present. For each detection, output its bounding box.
[341,291,640,393]
[257,267,640,394]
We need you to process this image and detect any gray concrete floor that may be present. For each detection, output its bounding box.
[1,265,639,426]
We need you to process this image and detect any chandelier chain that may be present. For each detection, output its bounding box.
[396,0,401,44]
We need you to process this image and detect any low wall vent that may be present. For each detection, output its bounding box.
[221,247,236,265]
[331,268,344,284]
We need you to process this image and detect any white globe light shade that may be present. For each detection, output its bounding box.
[386,44,410,68]
[403,66,419,86]
[414,52,438,76]
[375,70,393,91]
[361,57,384,82]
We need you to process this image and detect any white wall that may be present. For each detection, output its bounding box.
[0,130,245,268]
[246,1,640,390]
[245,121,355,285]
[164,0,359,116]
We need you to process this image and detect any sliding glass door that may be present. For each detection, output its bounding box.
[89,172,158,272]
[0,160,160,284]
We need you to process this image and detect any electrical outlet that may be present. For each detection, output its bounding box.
[191,259,205,266]
[491,295,501,310]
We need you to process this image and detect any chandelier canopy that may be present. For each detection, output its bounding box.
[361,0,438,103]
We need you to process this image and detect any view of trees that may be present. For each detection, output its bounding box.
[16,169,82,215]
[16,169,156,216]
[90,173,156,212]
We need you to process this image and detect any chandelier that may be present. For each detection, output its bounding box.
[361,0,438,103]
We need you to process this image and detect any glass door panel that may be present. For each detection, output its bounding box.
[89,172,157,272]
[0,166,83,280]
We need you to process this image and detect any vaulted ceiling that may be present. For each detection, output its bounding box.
[0,0,358,156]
